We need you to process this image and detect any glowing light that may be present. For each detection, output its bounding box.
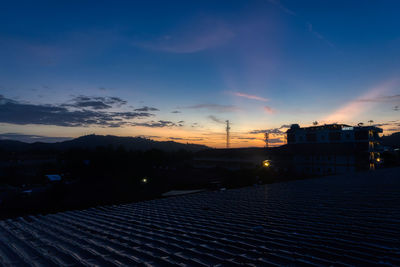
[263,160,271,167]
[141,177,148,183]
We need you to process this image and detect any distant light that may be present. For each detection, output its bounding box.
[376,158,381,163]
[141,177,148,183]
[262,160,271,167]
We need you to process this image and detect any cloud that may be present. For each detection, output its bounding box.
[63,96,127,110]
[0,133,72,143]
[235,137,259,140]
[171,110,181,113]
[307,22,335,49]
[249,124,289,135]
[185,103,239,112]
[263,106,276,114]
[267,0,296,15]
[249,129,282,135]
[371,120,400,134]
[268,138,284,144]
[131,120,180,128]
[208,115,225,124]
[98,87,113,91]
[280,124,291,128]
[134,106,159,112]
[357,94,400,103]
[324,80,398,123]
[232,92,268,102]
[0,95,153,127]
[167,137,184,140]
[134,19,234,53]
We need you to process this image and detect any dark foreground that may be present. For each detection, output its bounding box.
[0,168,399,266]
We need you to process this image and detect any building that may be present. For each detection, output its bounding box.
[285,124,383,175]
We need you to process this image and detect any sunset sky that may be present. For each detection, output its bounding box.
[1,0,399,147]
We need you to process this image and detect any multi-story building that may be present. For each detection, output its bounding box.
[285,124,383,175]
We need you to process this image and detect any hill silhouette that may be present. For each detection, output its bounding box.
[0,134,208,152]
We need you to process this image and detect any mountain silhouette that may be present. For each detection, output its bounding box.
[0,134,208,152]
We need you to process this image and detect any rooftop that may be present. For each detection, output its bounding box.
[287,123,383,133]
[1,168,399,266]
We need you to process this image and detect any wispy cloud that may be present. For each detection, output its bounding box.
[372,120,400,133]
[235,136,260,140]
[62,95,127,110]
[307,22,335,49]
[208,115,225,124]
[232,92,269,102]
[324,79,399,123]
[249,124,290,135]
[263,106,276,114]
[184,103,240,112]
[267,0,296,15]
[356,94,400,103]
[134,106,159,112]
[134,19,234,54]
[132,120,181,128]
[373,120,400,127]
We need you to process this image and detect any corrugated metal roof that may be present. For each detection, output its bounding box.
[45,174,62,181]
[1,168,399,266]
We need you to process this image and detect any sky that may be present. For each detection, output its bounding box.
[1,0,399,147]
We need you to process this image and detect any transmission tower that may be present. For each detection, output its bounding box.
[226,120,231,148]
[264,132,269,148]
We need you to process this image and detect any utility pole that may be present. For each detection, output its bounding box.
[226,120,230,148]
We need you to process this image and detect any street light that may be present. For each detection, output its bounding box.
[262,160,271,167]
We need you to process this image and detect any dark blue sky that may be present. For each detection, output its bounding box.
[1,0,399,147]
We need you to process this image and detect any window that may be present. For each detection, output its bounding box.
[287,133,295,143]
[329,131,341,141]
[355,130,368,140]
[306,133,317,142]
